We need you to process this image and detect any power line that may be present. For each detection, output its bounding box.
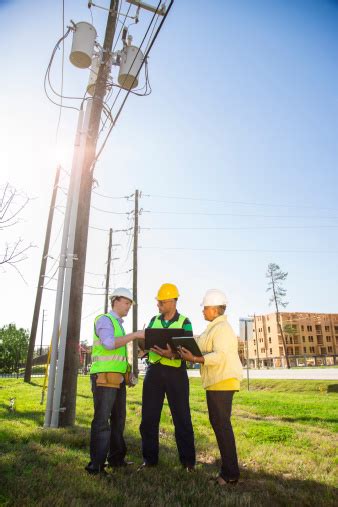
[139,246,338,254]
[143,194,338,212]
[140,225,338,231]
[145,210,338,220]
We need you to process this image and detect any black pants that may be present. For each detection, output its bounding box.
[206,390,240,481]
[140,363,196,466]
[88,375,127,469]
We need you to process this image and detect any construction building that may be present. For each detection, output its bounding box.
[240,312,338,368]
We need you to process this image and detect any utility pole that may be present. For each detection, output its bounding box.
[39,310,46,356]
[104,228,113,313]
[59,0,120,427]
[24,166,60,383]
[132,189,139,377]
[253,314,260,369]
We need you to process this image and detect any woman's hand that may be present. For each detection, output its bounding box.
[177,346,194,362]
[150,343,175,359]
[134,330,145,340]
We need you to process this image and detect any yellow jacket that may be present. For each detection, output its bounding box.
[196,315,243,389]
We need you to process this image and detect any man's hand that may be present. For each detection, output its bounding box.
[177,346,194,362]
[150,343,175,359]
[134,330,145,340]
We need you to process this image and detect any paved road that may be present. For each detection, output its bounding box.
[186,367,338,381]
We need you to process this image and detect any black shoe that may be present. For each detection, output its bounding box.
[137,462,156,472]
[108,460,134,468]
[85,464,109,477]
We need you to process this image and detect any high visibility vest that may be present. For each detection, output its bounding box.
[90,313,128,374]
[148,314,187,368]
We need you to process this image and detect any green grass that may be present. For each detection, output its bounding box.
[0,378,337,506]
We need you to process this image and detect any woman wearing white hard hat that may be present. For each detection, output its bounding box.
[178,289,242,486]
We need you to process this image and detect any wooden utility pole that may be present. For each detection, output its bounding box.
[253,314,260,369]
[132,190,139,376]
[104,228,113,313]
[59,0,120,426]
[24,166,60,383]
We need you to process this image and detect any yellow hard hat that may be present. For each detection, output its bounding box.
[156,283,179,301]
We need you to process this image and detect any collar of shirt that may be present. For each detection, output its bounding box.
[160,310,180,325]
[109,310,124,325]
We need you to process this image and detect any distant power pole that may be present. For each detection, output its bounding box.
[104,228,113,313]
[132,190,139,376]
[24,165,60,383]
[59,0,120,427]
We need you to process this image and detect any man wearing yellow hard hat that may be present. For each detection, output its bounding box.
[138,283,196,471]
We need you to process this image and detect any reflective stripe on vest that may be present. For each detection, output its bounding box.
[90,313,128,374]
[148,313,187,368]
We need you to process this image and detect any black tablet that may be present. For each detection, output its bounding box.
[144,328,185,350]
[171,336,203,357]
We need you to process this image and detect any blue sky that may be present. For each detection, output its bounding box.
[0,0,337,342]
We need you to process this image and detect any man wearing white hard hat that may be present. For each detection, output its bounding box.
[178,289,242,486]
[85,288,145,476]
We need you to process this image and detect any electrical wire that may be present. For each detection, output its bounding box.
[55,0,66,141]
[94,0,171,166]
[140,225,338,231]
[143,194,338,212]
[144,210,338,220]
[91,204,132,214]
[139,246,338,254]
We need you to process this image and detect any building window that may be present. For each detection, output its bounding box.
[290,337,293,344]
[269,337,271,343]
[279,347,284,355]
[261,348,265,353]
[326,336,331,342]
[253,340,256,345]
[325,326,330,332]
[302,336,305,343]
[268,326,270,332]
[328,346,333,353]
[295,347,300,355]
[307,325,312,332]
[269,348,272,355]
[303,347,307,353]
[301,325,304,331]
[308,336,314,342]
[310,346,315,353]
[317,335,323,345]
[334,326,338,332]
[294,337,298,344]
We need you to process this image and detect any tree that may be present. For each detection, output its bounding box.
[266,263,290,368]
[0,183,34,280]
[0,324,29,374]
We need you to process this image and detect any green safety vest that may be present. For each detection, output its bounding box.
[148,313,187,368]
[90,313,128,374]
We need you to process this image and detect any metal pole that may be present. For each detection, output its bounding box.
[24,166,60,383]
[40,310,46,356]
[44,106,84,428]
[245,320,250,391]
[132,190,139,377]
[50,100,92,428]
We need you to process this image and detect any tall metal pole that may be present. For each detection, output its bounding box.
[254,314,260,369]
[44,106,85,428]
[40,309,46,356]
[50,100,93,428]
[60,0,120,427]
[24,166,60,383]
[132,190,139,377]
[104,228,113,313]
[245,320,250,391]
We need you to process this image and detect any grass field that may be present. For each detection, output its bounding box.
[0,377,337,506]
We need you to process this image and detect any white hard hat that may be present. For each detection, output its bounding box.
[110,287,134,303]
[201,289,227,307]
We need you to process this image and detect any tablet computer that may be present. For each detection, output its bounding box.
[144,328,186,350]
[171,336,203,357]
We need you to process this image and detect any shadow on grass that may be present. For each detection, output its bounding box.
[0,431,337,507]
[327,384,338,393]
